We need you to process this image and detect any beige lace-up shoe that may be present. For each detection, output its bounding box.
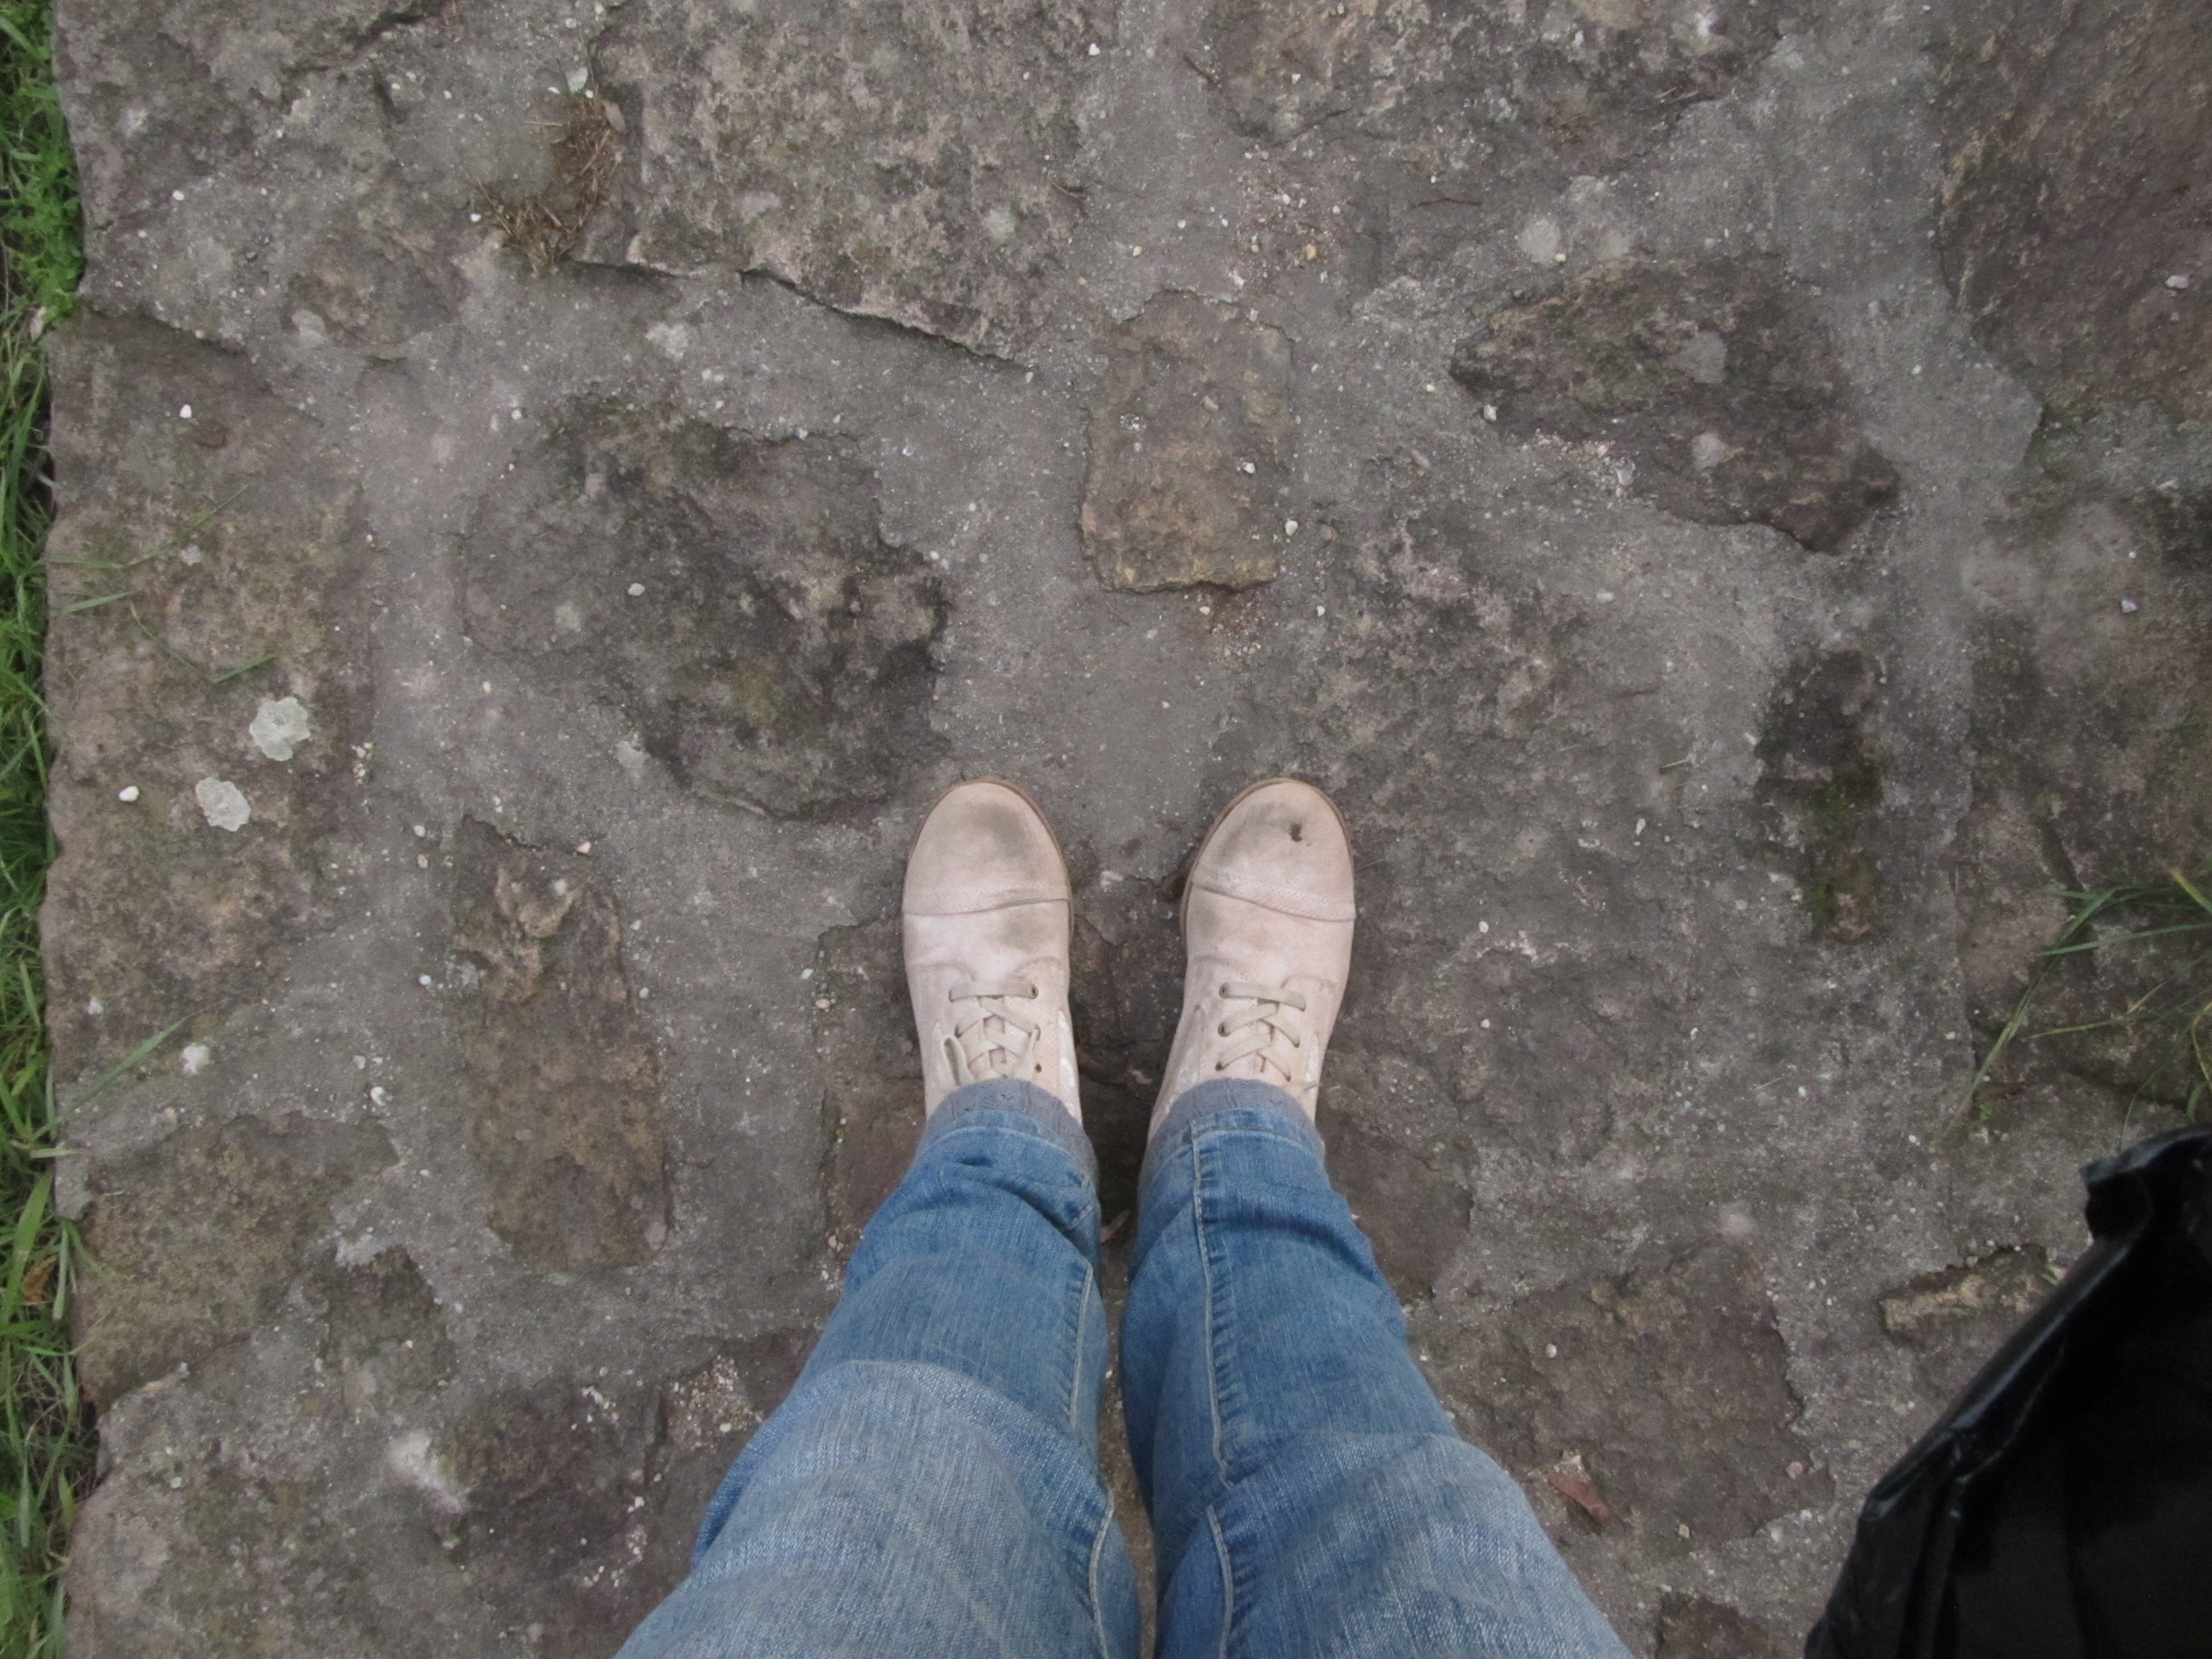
[903,780,1081,1119]
[1153,778,1355,1130]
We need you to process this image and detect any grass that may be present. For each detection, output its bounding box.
[1960,867,2212,1132]
[0,3,79,1654]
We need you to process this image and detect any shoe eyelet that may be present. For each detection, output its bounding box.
[1217,1022,1229,1036]
[1218,983,1230,997]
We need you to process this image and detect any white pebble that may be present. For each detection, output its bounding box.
[117,785,140,803]
[178,404,192,419]
[418,974,434,987]
[2120,598,2141,613]
[180,1042,211,1076]
[627,582,646,597]
[1284,518,1300,535]
[2167,274,2192,290]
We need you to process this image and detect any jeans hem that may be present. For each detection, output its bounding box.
[1140,1079,1323,1204]
[924,1079,1098,1185]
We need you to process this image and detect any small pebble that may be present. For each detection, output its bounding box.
[627,582,646,597]
[117,785,140,802]
[180,1042,211,1076]
[1284,518,1300,535]
[178,403,193,419]
[575,840,593,854]
[2121,598,2141,613]
[2167,274,2192,290]
[417,974,434,987]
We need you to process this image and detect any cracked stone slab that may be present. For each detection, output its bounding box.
[584,0,1115,356]
[1082,291,1295,591]
[461,411,947,819]
[1450,257,1901,552]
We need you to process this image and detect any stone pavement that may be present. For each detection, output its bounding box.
[42,0,2211,1653]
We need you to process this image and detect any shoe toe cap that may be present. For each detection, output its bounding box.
[905,780,1068,914]
[1191,779,1354,922]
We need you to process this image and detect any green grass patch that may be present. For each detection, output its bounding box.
[0,3,80,1654]
[1960,868,2212,1131]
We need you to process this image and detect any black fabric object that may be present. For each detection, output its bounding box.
[1806,1125,2212,1659]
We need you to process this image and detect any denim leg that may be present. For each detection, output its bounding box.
[1123,1080,1632,1659]
[617,1082,1141,1659]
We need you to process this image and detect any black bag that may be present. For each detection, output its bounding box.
[1806,1126,2212,1659]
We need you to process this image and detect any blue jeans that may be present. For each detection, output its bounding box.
[617,1080,1630,1659]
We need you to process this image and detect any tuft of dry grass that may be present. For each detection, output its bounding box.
[482,93,622,273]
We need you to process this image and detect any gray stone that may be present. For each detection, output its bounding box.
[461,410,947,819]
[584,0,1114,356]
[449,817,668,1274]
[1082,292,1295,591]
[1451,257,1901,552]
[1440,1243,1834,1551]
[77,1113,396,1404]
[1937,0,2212,420]
[41,315,372,1081]
[1654,1591,1794,1659]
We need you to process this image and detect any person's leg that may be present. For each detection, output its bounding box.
[619,782,1138,1659]
[1123,779,1628,1659]
[1126,1082,1628,1659]
[620,1084,1138,1659]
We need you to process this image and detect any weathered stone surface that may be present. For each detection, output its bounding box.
[1753,650,1884,943]
[1937,0,2212,420]
[1452,258,1899,552]
[463,411,947,819]
[1878,1245,2053,1399]
[1654,1591,1794,1659]
[1195,0,1781,169]
[1082,293,1295,591]
[813,919,921,1260]
[42,314,372,1079]
[1440,1243,1833,1550]
[77,1113,395,1403]
[441,1382,665,1659]
[1954,444,2212,1114]
[54,0,2211,1646]
[585,0,1111,355]
[313,1248,459,1420]
[450,818,667,1274]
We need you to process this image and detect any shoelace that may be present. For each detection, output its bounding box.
[1213,981,1307,1084]
[945,979,1043,1083]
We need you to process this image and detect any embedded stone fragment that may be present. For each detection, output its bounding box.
[1451,257,1899,552]
[41,317,372,1077]
[313,1247,458,1419]
[1937,0,2212,419]
[585,0,1113,355]
[449,819,666,1273]
[1082,293,1295,591]
[1437,1242,1831,1549]
[462,409,947,819]
[76,1113,397,1402]
[1878,1246,2052,1398]
[1753,650,1884,943]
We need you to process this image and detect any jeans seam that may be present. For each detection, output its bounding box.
[1069,1259,1094,1438]
[1191,1133,1231,1484]
[1207,1505,1234,1659]
[1086,1496,1113,1659]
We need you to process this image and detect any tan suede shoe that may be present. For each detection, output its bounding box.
[1153,778,1356,1129]
[903,779,1081,1118]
